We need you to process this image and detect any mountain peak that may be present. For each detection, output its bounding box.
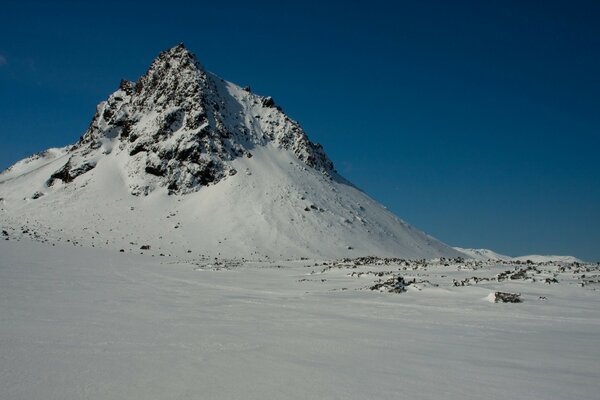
[170,42,187,52]
[58,45,333,195]
[150,42,204,73]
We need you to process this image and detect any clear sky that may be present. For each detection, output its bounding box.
[1,0,599,260]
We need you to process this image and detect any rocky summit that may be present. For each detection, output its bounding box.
[56,43,333,195]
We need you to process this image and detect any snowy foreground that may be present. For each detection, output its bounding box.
[1,239,599,400]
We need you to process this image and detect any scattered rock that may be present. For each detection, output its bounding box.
[47,158,95,186]
[370,276,409,293]
[489,291,521,303]
[261,96,276,108]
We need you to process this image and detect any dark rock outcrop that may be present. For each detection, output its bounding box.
[65,43,334,196]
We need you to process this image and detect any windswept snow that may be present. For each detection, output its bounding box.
[512,254,584,263]
[1,239,599,400]
[456,247,584,263]
[455,247,512,261]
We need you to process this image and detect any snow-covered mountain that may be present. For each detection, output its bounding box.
[511,255,583,263]
[0,44,462,260]
[453,247,512,262]
[454,247,584,263]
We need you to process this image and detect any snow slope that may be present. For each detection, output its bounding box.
[512,254,584,263]
[454,247,512,261]
[1,239,599,400]
[0,44,461,260]
[455,248,584,263]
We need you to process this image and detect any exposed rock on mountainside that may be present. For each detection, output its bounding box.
[59,43,332,195]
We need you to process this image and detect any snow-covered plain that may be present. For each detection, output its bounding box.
[1,238,599,400]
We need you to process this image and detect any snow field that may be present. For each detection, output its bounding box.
[1,239,598,400]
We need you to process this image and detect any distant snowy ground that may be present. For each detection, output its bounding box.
[455,247,584,263]
[1,239,599,400]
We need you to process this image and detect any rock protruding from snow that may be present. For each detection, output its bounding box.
[56,43,333,195]
[46,157,96,186]
[487,291,522,303]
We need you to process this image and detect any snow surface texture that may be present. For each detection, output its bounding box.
[1,239,599,400]
[0,44,461,260]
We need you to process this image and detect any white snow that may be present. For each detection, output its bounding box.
[456,247,584,263]
[0,140,460,259]
[512,254,584,263]
[1,238,598,399]
[455,247,513,261]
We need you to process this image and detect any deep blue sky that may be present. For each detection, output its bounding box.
[1,0,599,260]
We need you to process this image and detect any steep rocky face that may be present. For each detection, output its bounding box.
[59,43,333,195]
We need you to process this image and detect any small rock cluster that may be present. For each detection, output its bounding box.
[491,291,522,303]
